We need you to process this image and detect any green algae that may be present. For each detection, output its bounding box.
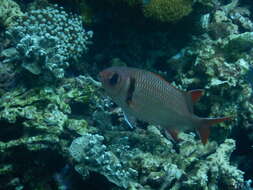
[0,0,23,28]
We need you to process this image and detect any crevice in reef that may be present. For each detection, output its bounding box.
[0,119,24,142]
[232,126,253,181]
[82,172,117,190]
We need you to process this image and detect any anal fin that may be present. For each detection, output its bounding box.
[196,126,210,145]
[197,116,231,144]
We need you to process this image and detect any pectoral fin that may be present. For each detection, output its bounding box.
[123,112,137,129]
[185,89,204,114]
[165,128,181,142]
[188,89,204,103]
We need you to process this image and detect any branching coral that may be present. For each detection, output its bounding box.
[4,4,93,79]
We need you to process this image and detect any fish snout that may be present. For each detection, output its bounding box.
[98,70,113,82]
[98,71,108,82]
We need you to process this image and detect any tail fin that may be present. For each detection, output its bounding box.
[197,116,231,144]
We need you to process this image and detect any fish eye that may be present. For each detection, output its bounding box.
[109,73,119,86]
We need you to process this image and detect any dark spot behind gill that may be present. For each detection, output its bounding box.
[109,73,119,86]
[126,77,136,105]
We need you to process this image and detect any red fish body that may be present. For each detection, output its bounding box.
[99,66,230,144]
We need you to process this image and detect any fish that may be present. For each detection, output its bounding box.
[99,66,231,144]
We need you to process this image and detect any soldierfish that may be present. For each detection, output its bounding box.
[99,66,230,144]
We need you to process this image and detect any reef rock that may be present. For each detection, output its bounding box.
[0,75,99,189]
[69,124,245,189]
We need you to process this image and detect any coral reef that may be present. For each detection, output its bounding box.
[69,0,252,187]
[1,52,245,189]
[0,76,99,189]
[149,0,253,180]
[4,4,93,79]
[0,0,253,189]
[69,125,244,189]
[163,0,253,141]
[0,34,19,94]
[0,0,23,28]
[143,0,193,22]
[0,61,17,91]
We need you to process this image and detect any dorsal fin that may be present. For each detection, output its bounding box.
[184,89,204,114]
[188,89,204,103]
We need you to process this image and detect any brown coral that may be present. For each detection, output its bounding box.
[143,0,193,23]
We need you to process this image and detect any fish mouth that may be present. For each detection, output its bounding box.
[98,71,107,82]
